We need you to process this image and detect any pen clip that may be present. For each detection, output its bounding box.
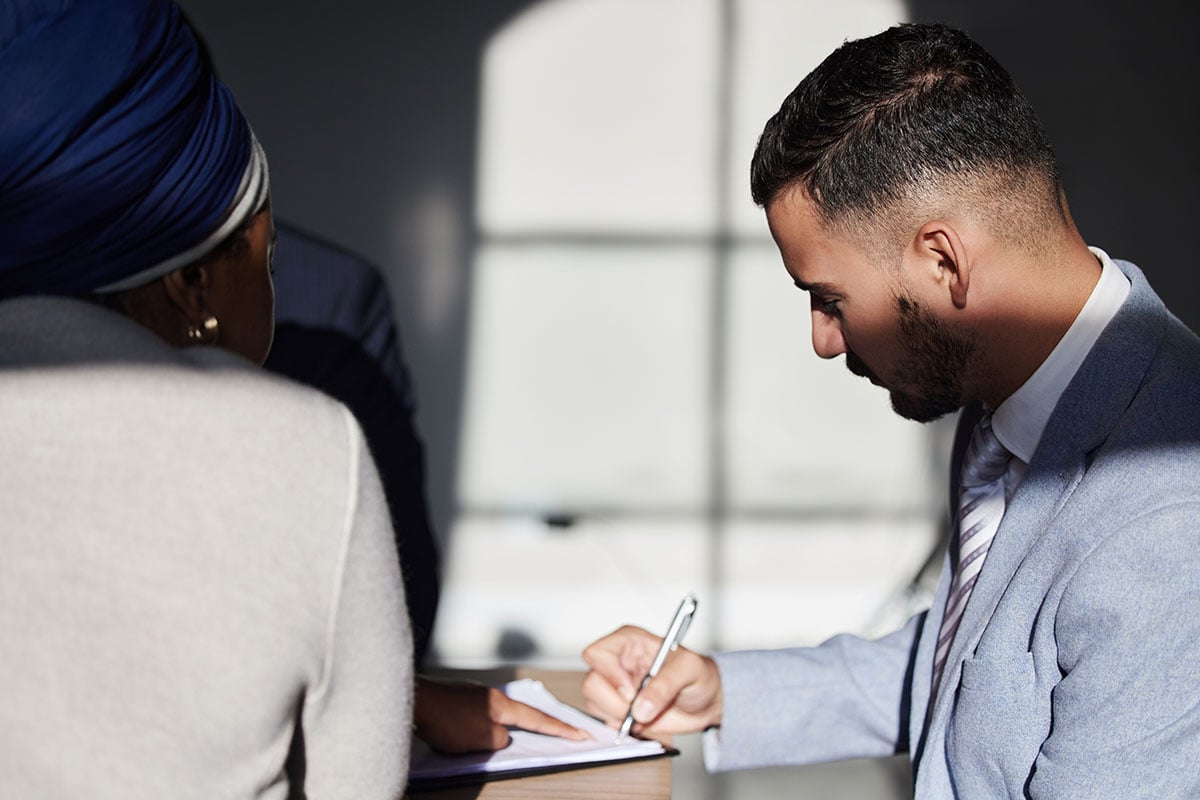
[652,593,698,674]
[672,608,694,649]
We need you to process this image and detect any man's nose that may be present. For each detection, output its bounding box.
[811,310,846,359]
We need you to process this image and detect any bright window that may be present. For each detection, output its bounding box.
[437,0,935,666]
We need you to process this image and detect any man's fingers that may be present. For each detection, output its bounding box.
[582,625,658,697]
[629,649,700,724]
[584,628,724,736]
[582,668,636,726]
[580,623,648,695]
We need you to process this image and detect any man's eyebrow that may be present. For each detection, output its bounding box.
[793,279,838,295]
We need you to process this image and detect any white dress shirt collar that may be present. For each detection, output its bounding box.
[991,247,1130,464]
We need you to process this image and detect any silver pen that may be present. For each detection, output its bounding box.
[616,593,699,742]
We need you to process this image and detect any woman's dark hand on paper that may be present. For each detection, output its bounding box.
[413,676,590,754]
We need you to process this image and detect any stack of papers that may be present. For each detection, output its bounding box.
[407,678,674,790]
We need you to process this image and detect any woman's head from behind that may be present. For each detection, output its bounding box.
[0,0,275,363]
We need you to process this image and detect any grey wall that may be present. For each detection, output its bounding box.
[181,0,1199,544]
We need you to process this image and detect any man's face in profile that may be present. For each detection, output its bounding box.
[766,188,975,423]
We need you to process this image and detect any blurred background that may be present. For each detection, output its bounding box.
[182,1,1199,796]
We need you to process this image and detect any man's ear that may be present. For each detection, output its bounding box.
[908,220,971,309]
[161,264,210,328]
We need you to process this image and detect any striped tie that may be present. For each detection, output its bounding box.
[931,411,1012,698]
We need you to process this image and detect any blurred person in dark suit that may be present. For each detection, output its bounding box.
[265,225,440,664]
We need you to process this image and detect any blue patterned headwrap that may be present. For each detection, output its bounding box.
[0,0,269,299]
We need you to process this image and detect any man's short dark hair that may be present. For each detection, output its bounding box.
[750,23,1063,242]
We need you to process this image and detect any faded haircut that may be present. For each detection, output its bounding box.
[750,23,1064,253]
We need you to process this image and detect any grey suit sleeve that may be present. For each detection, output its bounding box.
[1028,501,1200,798]
[299,412,414,798]
[703,613,923,771]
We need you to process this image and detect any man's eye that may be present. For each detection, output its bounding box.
[816,297,841,317]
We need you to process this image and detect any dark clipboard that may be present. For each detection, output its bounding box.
[406,744,679,793]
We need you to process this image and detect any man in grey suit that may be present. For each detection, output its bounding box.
[581,23,1200,797]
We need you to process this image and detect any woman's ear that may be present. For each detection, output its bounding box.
[908,220,971,309]
[161,264,211,329]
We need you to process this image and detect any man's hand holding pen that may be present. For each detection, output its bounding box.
[581,624,723,738]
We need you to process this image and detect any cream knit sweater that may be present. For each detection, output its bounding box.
[0,297,413,798]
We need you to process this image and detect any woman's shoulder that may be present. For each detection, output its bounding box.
[0,293,366,475]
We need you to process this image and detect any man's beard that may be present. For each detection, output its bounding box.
[846,294,977,423]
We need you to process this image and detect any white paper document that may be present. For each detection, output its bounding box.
[408,678,672,788]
